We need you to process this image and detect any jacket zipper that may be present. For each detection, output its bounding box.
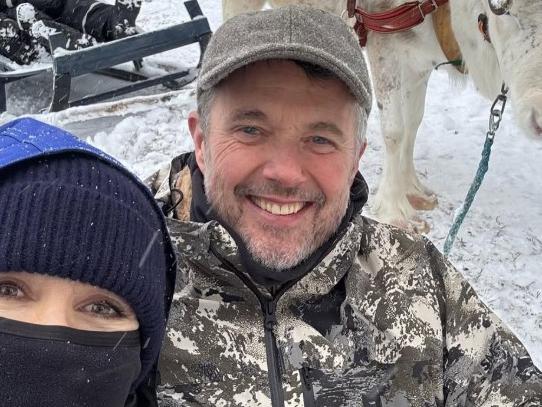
[300,365,316,407]
[262,299,285,407]
[209,248,287,406]
[210,246,323,407]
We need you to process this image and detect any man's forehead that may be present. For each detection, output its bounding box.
[210,63,358,133]
[210,61,357,120]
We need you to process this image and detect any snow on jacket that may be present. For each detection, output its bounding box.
[147,153,542,406]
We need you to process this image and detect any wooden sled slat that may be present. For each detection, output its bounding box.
[69,68,197,108]
[52,18,210,77]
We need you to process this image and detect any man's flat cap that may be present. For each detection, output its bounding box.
[197,5,372,116]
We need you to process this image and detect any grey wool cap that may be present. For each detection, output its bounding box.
[198,5,372,116]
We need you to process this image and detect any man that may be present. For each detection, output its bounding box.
[147,6,542,406]
[0,0,139,64]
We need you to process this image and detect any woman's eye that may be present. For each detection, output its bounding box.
[0,282,24,299]
[82,300,124,319]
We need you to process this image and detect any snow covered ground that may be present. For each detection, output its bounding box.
[1,0,540,367]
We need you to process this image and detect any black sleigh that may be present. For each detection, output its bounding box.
[0,0,211,112]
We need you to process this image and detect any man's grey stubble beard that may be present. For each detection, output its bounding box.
[202,145,350,271]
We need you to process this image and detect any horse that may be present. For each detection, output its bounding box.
[221,0,542,232]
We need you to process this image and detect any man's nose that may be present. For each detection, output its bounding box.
[261,146,307,186]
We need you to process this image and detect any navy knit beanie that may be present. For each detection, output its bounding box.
[0,118,176,387]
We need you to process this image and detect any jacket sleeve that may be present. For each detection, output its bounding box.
[425,241,542,406]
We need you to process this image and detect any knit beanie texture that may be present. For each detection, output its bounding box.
[0,151,172,386]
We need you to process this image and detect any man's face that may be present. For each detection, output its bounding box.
[189,60,364,270]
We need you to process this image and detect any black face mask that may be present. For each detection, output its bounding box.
[0,316,141,407]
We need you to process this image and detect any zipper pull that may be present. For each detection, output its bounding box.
[300,366,312,390]
[263,300,277,330]
[300,366,316,406]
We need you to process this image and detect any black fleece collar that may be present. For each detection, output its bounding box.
[186,152,368,287]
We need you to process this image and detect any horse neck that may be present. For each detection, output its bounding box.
[450,0,503,99]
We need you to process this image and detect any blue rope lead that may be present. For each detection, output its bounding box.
[443,84,508,256]
[443,136,494,255]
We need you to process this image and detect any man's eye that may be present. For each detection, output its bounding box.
[240,126,259,136]
[308,136,336,153]
[82,300,124,319]
[0,282,24,299]
[311,136,331,145]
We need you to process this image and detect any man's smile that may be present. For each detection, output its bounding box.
[249,196,308,216]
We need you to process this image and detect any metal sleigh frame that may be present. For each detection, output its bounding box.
[0,0,211,112]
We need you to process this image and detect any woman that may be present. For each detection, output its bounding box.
[0,117,176,406]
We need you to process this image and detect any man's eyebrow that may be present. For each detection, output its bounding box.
[309,122,345,138]
[229,109,267,122]
[228,113,345,138]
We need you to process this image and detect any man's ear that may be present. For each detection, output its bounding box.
[188,111,206,174]
[351,139,367,179]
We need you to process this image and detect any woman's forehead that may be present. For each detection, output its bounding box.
[0,271,108,294]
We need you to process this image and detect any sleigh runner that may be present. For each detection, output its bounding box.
[0,0,211,112]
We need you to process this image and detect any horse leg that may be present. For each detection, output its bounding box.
[369,37,435,232]
[400,70,439,211]
[222,0,266,20]
[370,61,420,231]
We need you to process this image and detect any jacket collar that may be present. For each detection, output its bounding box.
[167,214,364,304]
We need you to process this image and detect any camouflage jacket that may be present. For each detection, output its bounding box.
[147,154,542,407]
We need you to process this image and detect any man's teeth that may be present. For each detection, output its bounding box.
[252,197,305,215]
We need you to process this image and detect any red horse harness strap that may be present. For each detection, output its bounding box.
[349,0,449,47]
